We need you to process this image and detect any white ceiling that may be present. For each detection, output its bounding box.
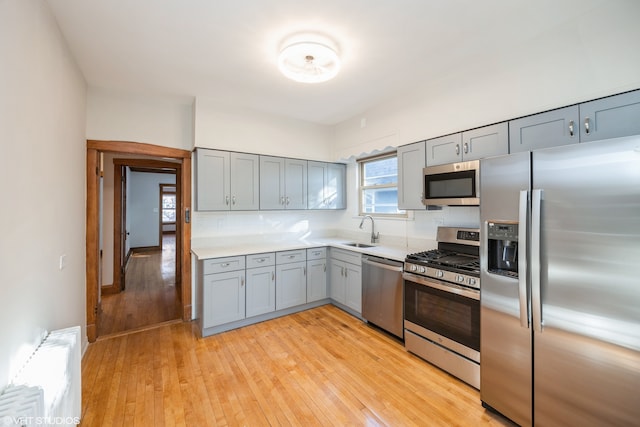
[46,0,609,125]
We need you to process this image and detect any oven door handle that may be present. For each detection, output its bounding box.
[403,272,479,300]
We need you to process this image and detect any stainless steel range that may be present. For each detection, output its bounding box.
[403,226,480,388]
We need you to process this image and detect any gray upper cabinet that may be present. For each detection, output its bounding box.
[579,90,640,143]
[426,122,508,166]
[260,156,307,210]
[426,133,462,166]
[308,161,346,209]
[397,141,426,210]
[196,149,259,211]
[509,105,580,153]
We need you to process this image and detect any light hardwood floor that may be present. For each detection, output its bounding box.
[81,305,515,426]
[99,235,180,336]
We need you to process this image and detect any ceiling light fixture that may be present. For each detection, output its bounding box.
[278,35,341,84]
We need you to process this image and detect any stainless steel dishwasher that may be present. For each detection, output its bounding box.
[362,255,404,339]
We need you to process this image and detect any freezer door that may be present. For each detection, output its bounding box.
[532,136,640,426]
[480,152,533,427]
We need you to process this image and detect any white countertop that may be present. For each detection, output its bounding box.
[191,236,413,262]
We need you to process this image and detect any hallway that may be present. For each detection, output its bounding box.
[98,234,180,337]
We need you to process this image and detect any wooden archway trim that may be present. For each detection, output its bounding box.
[86,140,192,343]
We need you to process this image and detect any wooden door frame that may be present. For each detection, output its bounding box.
[86,140,192,343]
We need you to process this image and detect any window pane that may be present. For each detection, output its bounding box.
[162,209,176,222]
[363,157,398,186]
[362,188,401,214]
[163,194,176,209]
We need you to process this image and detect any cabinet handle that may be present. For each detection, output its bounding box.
[288,255,296,259]
[345,268,348,278]
[272,272,275,281]
[280,196,285,205]
[568,120,575,137]
[256,258,265,263]
[584,117,591,134]
[463,142,469,154]
[323,263,326,272]
[220,263,230,268]
[303,266,307,276]
[241,277,244,287]
[232,195,236,205]
[225,195,230,205]
[286,196,290,205]
[313,251,321,256]
[455,144,460,155]
[341,266,345,276]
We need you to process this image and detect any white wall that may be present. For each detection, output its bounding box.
[86,87,194,151]
[194,97,334,161]
[0,0,87,388]
[129,172,176,248]
[332,1,640,159]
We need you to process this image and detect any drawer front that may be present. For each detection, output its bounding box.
[202,256,246,274]
[246,252,276,268]
[276,249,307,264]
[330,248,361,265]
[306,247,327,260]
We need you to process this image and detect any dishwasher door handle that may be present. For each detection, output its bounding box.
[362,257,403,272]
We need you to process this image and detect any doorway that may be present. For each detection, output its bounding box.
[86,140,192,343]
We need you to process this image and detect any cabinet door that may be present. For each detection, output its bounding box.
[509,106,579,153]
[202,270,245,328]
[230,152,260,210]
[285,159,307,209]
[275,261,307,310]
[344,263,362,314]
[246,266,275,317]
[329,259,346,304]
[426,133,462,166]
[307,259,327,302]
[195,149,230,211]
[259,156,285,209]
[327,163,346,209]
[579,90,640,142]
[397,141,426,209]
[307,161,328,209]
[462,122,508,161]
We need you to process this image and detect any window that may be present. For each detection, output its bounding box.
[358,153,405,217]
[161,185,176,224]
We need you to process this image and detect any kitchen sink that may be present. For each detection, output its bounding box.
[343,242,375,248]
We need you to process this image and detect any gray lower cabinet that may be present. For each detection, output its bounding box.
[245,253,276,318]
[329,248,362,314]
[275,250,307,310]
[306,248,327,302]
[426,123,508,166]
[397,140,426,210]
[200,256,246,328]
[509,105,580,153]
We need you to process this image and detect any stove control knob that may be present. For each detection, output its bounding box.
[437,270,444,278]
[468,278,476,286]
[457,275,465,283]
[419,266,426,273]
[411,265,417,272]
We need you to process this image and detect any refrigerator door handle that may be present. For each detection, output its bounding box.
[518,190,530,328]
[531,189,543,332]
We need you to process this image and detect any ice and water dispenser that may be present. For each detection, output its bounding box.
[487,222,519,279]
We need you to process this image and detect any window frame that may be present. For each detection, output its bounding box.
[358,151,407,218]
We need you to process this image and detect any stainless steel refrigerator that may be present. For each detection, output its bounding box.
[479,136,640,426]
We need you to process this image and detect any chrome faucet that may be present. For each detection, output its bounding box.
[359,215,380,244]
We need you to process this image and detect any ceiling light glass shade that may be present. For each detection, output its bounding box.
[278,41,341,83]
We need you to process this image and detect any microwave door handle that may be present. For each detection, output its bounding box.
[518,190,530,328]
[531,189,543,333]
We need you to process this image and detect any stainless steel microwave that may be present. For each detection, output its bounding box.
[422,160,480,206]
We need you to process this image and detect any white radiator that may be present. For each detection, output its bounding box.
[0,326,81,426]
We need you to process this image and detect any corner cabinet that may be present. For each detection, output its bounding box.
[397,141,426,210]
[260,156,308,210]
[195,149,259,211]
[329,248,362,314]
[308,161,346,209]
[426,122,508,166]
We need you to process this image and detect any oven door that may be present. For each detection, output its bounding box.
[403,272,480,362]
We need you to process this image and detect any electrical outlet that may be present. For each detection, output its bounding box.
[59,254,67,270]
